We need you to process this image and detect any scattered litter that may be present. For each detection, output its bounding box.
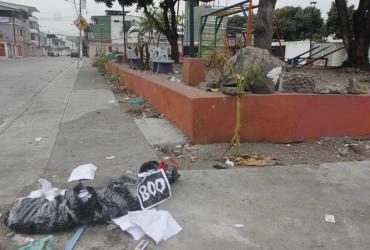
[68,163,97,182]
[286,144,291,147]
[173,70,180,74]
[19,235,54,250]
[213,164,228,169]
[6,232,15,237]
[177,155,184,158]
[4,184,96,234]
[34,137,43,143]
[232,224,245,228]
[135,239,150,250]
[324,214,336,223]
[225,159,235,167]
[126,170,134,174]
[27,178,66,201]
[344,143,359,147]
[232,154,279,167]
[106,223,118,231]
[163,156,170,160]
[338,147,349,156]
[65,224,87,250]
[108,100,117,104]
[189,155,198,162]
[128,98,145,105]
[113,209,182,244]
[175,145,182,148]
[12,234,35,246]
[105,155,116,160]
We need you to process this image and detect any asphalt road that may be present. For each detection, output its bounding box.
[0,57,76,133]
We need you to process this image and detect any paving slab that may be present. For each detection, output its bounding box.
[134,118,189,147]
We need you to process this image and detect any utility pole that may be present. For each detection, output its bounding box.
[12,10,17,58]
[189,0,194,57]
[309,1,317,54]
[122,5,127,56]
[38,26,41,56]
[78,0,82,68]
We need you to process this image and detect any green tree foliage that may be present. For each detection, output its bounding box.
[226,15,245,38]
[95,0,180,63]
[326,1,355,39]
[273,6,324,41]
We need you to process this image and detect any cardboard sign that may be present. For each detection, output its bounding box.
[137,169,171,210]
[73,16,89,31]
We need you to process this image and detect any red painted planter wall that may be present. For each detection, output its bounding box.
[108,63,370,144]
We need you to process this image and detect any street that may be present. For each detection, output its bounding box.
[0,58,370,250]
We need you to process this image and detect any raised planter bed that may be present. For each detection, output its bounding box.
[106,63,370,144]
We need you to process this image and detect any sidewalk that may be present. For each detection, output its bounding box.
[1,61,370,250]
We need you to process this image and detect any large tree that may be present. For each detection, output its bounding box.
[95,0,180,63]
[254,0,277,51]
[273,6,324,41]
[326,1,355,39]
[227,15,245,38]
[335,0,369,68]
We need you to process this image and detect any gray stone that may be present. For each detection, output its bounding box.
[280,72,316,93]
[220,47,286,94]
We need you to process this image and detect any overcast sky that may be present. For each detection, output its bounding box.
[8,0,359,36]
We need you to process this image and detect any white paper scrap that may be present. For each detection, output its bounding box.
[232,224,245,228]
[113,209,182,244]
[34,137,43,143]
[68,163,97,182]
[325,214,336,223]
[105,155,116,160]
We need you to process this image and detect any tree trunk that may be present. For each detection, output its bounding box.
[336,0,370,68]
[254,0,277,52]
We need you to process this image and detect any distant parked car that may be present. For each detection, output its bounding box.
[70,49,79,58]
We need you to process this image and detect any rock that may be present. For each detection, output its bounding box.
[280,72,316,93]
[346,78,368,94]
[205,68,222,83]
[220,47,286,95]
[220,86,238,96]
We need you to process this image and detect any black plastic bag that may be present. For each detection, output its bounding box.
[94,175,141,222]
[140,161,180,184]
[3,184,96,234]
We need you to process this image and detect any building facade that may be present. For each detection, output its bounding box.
[0,1,39,58]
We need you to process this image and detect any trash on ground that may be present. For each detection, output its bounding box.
[34,137,43,143]
[232,154,279,167]
[65,224,86,250]
[189,155,198,162]
[112,209,182,244]
[232,224,245,228]
[68,163,97,182]
[128,98,145,105]
[286,144,291,147]
[19,235,54,250]
[163,156,170,160]
[135,239,150,250]
[4,183,97,234]
[225,159,235,167]
[324,214,336,223]
[27,178,66,202]
[213,164,229,169]
[106,223,118,231]
[12,234,35,246]
[105,155,116,160]
[137,169,171,210]
[4,160,181,244]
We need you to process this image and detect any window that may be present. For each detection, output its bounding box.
[114,20,120,23]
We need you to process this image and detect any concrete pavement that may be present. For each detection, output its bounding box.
[1,58,370,250]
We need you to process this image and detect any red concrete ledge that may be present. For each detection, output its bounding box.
[106,63,370,144]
